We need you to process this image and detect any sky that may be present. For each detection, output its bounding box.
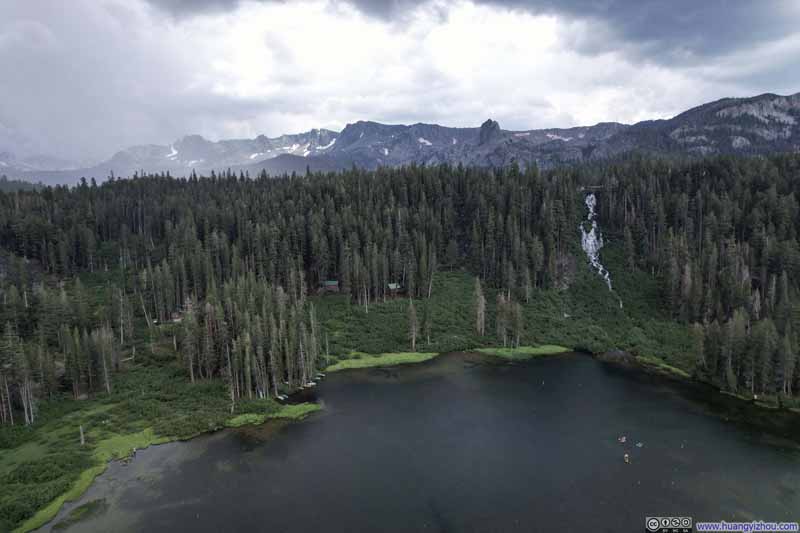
[0,0,798,162]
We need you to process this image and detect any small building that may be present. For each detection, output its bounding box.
[320,280,340,293]
[387,282,403,297]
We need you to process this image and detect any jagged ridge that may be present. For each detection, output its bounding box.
[2,92,799,185]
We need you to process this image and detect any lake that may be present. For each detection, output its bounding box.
[41,352,800,532]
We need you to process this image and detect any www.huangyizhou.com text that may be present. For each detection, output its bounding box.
[695,521,799,532]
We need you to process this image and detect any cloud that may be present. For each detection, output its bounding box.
[140,0,265,17]
[490,1,797,62]
[0,0,797,163]
[143,0,800,65]
[0,0,272,160]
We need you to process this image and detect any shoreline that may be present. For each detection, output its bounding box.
[25,345,570,531]
[596,350,800,419]
[17,345,797,532]
[324,346,796,421]
[324,344,572,373]
[18,402,321,533]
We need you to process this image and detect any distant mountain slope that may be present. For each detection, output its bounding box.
[4,92,799,185]
[595,92,800,158]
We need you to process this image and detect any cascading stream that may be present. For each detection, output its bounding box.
[580,192,622,308]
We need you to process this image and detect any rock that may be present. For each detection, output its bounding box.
[479,119,501,145]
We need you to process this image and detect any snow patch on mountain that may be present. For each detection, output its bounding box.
[418,137,432,146]
[316,138,336,150]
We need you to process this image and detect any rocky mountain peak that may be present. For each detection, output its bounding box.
[479,119,501,145]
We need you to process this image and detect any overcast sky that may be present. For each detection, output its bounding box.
[1,0,799,162]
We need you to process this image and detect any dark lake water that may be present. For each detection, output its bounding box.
[43,353,800,532]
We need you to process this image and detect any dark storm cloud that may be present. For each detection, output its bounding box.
[144,0,800,65]
[477,0,799,64]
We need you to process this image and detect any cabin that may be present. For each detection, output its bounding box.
[320,280,340,294]
[387,282,403,297]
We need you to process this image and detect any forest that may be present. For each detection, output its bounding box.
[1,155,800,530]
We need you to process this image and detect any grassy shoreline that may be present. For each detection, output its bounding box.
[325,351,439,372]
[633,354,692,380]
[324,344,573,373]
[475,345,570,360]
[15,429,173,533]
[225,403,322,428]
[11,401,321,533]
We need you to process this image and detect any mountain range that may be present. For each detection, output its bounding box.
[2,92,799,185]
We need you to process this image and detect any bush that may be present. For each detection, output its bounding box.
[3,453,92,484]
[0,479,74,527]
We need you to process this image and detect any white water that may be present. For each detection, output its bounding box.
[580,194,621,308]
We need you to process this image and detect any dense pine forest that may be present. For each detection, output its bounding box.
[0,177,39,194]
[598,155,800,396]
[2,155,800,530]
[0,164,579,414]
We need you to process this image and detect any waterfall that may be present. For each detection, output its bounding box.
[580,193,622,307]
